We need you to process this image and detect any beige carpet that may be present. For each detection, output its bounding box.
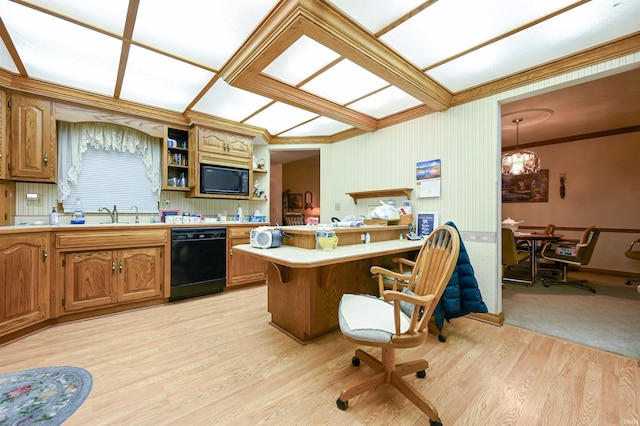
[502,273,640,360]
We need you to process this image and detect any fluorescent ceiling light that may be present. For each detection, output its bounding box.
[193,79,272,122]
[0,39,18,73]
[301,59,388,105]
[1,0,121,95]
[429,0,640,92]
[348,86,422,119]
[20,0,129,35]
[262,36,340,86]
[245,102,318,135]
[120,45,214,111]
[330,0,425,34]
[280,116,353,137]
[382,0,579,69]
[133,0,278,69]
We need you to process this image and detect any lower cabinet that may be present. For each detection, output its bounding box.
[63,247,163,312]
[227,226,267,287]
[0,232,50,337]
[55,229,168,314]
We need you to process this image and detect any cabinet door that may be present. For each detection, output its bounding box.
[9,94,57,182]
[227,227,267,287]
[198,128,251,159]
[118,247,163,302]
[63,250,117,311]
[0,233,50,336]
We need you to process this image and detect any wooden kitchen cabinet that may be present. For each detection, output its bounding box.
[8,94,57,182]
[0,90,7,179]
[55,229,168,314]
[0,232,50,338]
[62,246,163,312]
[197,127,252,159]
[227,226,267,287]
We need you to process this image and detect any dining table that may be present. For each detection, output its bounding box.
[514,232,563,284]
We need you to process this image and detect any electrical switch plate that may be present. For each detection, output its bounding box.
[335,203,340,211]
[165,199,170,206]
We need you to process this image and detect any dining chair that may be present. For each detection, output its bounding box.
[283,212,305,226]
[540,226,600,292]
[336,225,460,425]
[502,228,532,286]
[624,239,640,286]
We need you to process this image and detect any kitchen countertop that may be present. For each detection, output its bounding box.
[0,221,269,235]
[234,238,424,269]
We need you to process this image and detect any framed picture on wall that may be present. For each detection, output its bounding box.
[287,193,303,210]
[502,169,549,202]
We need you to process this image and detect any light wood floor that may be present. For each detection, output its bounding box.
[2,284,639,425]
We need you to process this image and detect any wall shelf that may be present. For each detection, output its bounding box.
[346,188,413,203]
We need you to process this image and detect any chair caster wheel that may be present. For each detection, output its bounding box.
[416,370,426,378]
[336,398,348,410]
[351,356,360,367]
[438,334,446,342]
[430,419,442,426]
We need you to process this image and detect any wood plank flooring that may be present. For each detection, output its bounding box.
[1,284,638,425]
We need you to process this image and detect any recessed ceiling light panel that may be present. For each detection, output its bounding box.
[279,116,353,137]
[120,45,214,112]
[193,80,272,122]
[245,102,318,135]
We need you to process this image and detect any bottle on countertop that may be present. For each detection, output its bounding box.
[49,207,59,225]
[70,198,85,225]
[365,232,371,244]
[237,205,243,222]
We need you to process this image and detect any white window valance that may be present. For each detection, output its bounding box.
[57,121,161,202]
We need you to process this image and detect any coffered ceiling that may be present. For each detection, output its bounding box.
[1,0,638,144]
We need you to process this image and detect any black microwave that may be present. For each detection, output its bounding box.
[200,164,250,196]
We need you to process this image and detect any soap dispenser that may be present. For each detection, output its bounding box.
[49,207,59,225]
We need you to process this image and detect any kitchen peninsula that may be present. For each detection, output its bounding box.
[234,224,421,344]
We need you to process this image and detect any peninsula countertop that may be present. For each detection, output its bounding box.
[234,238,424,269]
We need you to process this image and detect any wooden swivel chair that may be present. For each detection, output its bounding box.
[336,225,460,425]
[540,226,600,293]
[283,212,304,226]
[624,239,640,286]
[502,228,532,286]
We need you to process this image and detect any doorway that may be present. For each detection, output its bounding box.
[269,149,320,225]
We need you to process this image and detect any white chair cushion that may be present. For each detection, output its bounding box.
[338,294,410,343]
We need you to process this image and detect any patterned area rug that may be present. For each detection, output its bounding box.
[0,366,92,425]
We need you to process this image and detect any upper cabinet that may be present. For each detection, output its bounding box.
[8,94,57,183]
[197,126,252,175]
[163,127,192,192]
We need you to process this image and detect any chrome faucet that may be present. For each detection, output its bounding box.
[131,205,139,224]
[99,205,119,223]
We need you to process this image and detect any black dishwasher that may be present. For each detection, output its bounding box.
[170,227,226,302]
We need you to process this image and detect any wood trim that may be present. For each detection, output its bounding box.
[451,32,640,107]
[467,311,504,327]
[503,126,640,151]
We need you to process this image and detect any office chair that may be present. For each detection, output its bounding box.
[624,239,640,286]
[540,226,600,293]
[336,225,460,425]
[502,228,532,286]
[283,212,305,226]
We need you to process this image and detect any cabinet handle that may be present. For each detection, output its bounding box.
[112,261,116,271]
[229,248,232,257]
[0,152,2,159]
[42,247,48,260]
[43,153,48,165]
[119,260,123,272]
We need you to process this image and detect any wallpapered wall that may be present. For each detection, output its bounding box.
[318,53,640,315]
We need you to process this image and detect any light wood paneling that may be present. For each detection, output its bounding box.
[0,285,637,425]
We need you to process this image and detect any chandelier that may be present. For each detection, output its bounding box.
[501,118,540,175]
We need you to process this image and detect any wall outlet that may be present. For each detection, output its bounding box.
[164,199,170,207]
[335,203,340,211]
